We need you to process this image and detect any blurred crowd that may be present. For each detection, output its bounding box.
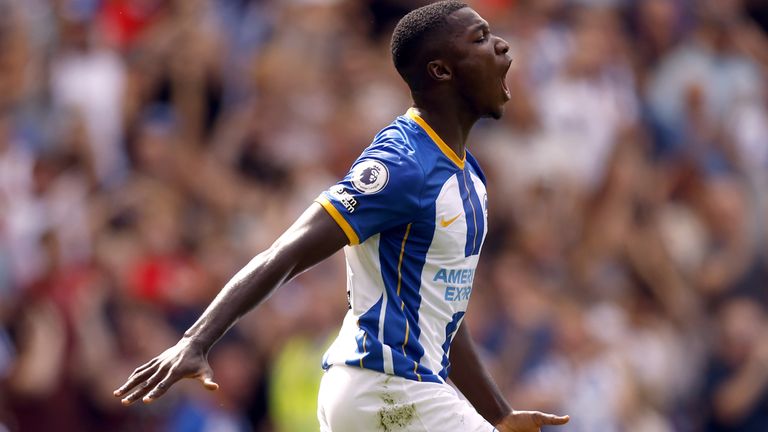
[0,0,767,431]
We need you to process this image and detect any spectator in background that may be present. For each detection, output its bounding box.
[532,6,639,192]
[510,300,636,432]
[51,13,127,187]
[646,0,768,175]
[704,297,768,431]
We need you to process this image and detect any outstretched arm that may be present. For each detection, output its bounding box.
[449,324,569,432]
[113,202,348,405]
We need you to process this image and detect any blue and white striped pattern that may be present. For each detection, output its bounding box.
[317,109,488,384]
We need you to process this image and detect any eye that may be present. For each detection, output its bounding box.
[475,31,488,43]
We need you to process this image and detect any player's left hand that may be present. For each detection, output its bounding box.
[495,410,570,432]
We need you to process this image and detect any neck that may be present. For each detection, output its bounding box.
[411,92,478,159]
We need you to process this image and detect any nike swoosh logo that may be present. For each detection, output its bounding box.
[440,213,462,228]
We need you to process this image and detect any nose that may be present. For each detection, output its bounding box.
[494,36,510,56]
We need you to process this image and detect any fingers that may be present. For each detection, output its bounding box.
[142,370,177,403]
[131,358,159,376]
[114,346,217,406]
[113,359,160,398]
[142,365,217,403]
[121,367,166,405]
[534,412,570,426]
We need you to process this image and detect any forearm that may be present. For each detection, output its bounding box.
[449,324,512,425]
[182,247,293,350]
[183,203,347,351]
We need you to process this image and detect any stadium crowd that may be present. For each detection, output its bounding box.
[1,0,767,431]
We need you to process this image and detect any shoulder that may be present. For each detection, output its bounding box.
[367,117,421,161]
[354,120,426,188]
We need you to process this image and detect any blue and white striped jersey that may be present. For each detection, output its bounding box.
[315,108,488,384]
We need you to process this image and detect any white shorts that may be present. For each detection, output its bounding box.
[317,365,497,432]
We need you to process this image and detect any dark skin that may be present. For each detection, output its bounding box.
[115,7,569,432]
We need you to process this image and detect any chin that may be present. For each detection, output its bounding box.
[487,105,505,120]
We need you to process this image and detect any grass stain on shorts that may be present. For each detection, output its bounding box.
[378,392,417,431]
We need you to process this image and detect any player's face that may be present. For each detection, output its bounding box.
[445,8,512,119]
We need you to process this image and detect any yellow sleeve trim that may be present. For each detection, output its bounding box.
[405,107,465,169]
[315,195,360,245]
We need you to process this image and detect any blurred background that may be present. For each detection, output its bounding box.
[0,0,767,431]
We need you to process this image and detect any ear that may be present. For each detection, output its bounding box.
[426,60,452,83]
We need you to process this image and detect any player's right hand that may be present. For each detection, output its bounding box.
[113,338,219,405]
[495,410,570,432]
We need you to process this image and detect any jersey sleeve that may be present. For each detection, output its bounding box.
[315,140,424,245]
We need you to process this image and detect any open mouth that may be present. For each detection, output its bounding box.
[500,60,512,101]
[500,77,511,101]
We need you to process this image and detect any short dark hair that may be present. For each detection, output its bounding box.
[390,1,468,90]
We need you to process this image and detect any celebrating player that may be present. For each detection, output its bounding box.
[114,2,570,431]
